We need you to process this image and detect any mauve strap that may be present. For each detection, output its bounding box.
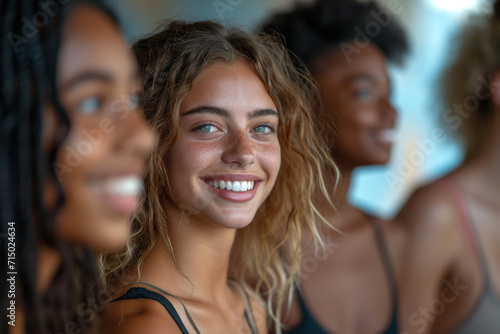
[434,177,479,260]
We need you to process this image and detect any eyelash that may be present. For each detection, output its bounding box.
[193,122,219,133]
[254,122,278,134]
[191,122,278,134]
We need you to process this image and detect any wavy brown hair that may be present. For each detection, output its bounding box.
[98,20,338,332]
[441,1,500,158]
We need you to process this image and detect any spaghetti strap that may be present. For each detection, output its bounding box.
[432,176,500,333]
[370,217,398,308]
[110,281,259,334]
[228,280,259,334]
[110,281,201,334]
[435,177,480,260]
[369,216,399,334]
[110,287,190,334]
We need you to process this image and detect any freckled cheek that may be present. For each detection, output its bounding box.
[166,140,224,179]
[256,142,281,179]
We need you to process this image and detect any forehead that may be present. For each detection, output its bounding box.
[181,59,277,112]
[57,4,135,87]
[312,44,389,84]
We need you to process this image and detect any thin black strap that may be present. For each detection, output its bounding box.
[228,280,259,334]
[110,287,189,334]
[295,288,309,314]
[111,282,201,334]
[369,218,399,313]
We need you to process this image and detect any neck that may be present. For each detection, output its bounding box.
[37,244,61,293]
[140,207,236,302]
[315,164,352,214]
[464,113,500,187]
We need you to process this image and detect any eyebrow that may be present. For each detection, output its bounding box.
[61,70,140,92]
[348,74,378,84]
[182,106,279,119]
[61,71,114,91]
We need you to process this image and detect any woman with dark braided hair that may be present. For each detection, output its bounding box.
[0,1,154,333]
[397,1,500,333]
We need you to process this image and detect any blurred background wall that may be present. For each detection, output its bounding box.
[107,0,492,218]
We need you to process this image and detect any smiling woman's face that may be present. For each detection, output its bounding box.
[313,43,397,168]
[164,59,281,229]
[43,4,154,252]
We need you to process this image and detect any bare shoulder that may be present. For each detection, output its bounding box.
[395,179,465,266]
[99,296,183,334]
[397,180,462,233]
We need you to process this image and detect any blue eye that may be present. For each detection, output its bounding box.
[78,97,102,114]
[197,124,218,133]
[254,125,270,133]
[253,124,276,134]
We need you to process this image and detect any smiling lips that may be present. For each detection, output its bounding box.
[208,180,255,192]
[372,128,395,145]
[90,175,143,215]
[203,177,260,203]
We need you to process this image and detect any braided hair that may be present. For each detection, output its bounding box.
[0,1,118,332]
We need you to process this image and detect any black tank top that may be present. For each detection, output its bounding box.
[286,217,399,334]
[111,283,259,334]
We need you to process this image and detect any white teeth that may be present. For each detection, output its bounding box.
[207,179,256,192]
[233,181,241,192]
[378,129,395,143]
[101,176,143,196]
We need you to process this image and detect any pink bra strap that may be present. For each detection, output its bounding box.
[434,177,479,260]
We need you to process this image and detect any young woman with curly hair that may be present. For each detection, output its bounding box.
[99,20,337,334]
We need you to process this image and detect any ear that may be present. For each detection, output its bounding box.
[489,70,500,109]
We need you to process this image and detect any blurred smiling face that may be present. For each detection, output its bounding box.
[312,43,397,168]
[164,59,281,230]
[43,4,154,252]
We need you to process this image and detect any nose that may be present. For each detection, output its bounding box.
[221,131,256,168]
[380,97,397,126]
[116,105,155,160]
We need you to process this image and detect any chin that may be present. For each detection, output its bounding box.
[205,210,257,230]
[85,230,129,253]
